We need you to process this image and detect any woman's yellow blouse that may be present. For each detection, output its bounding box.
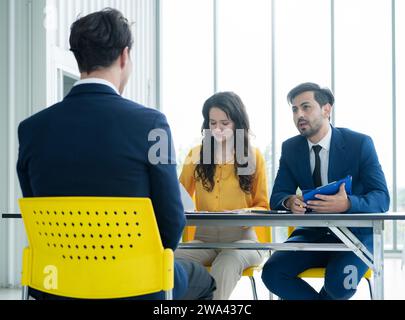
[179,146,270,212]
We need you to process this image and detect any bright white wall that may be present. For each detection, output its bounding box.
[0,0,47,289]
[0,0,158,288]
[0,0,9,287]
[46,0,158,106]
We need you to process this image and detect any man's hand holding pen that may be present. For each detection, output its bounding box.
[286,195,307,214]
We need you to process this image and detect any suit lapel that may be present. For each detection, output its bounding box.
[328,127,348,182]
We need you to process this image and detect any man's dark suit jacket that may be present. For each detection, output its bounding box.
[270,126,390,250]
[17,83,187,299]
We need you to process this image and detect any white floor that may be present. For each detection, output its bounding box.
[0,289,21,300]
[1,258,404,300]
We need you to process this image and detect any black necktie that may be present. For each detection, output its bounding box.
[312,145,322,188]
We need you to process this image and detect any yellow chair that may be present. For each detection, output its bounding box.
[19,197,174,300]
[183,225,271,300]
[287,227,373,299]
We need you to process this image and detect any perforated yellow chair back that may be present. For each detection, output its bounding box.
[19,197,174,299]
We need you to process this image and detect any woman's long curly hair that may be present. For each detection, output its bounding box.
[195,92,255,194]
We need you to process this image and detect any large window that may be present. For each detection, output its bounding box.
[274,0,331,173]
[272,0,331,242]
[396,0,405,250]
[160,0,404,251]
[160,0,214,169]
[216,0,272,170]
[335,0,393,249]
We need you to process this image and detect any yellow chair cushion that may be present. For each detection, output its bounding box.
[298,267,372,279]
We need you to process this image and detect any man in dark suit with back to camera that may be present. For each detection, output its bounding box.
[17,8,215,300]
[261,82,390,300]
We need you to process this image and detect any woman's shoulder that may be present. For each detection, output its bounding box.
[252,147,266,161]
[190,145,202,154]
[183,145,202,165]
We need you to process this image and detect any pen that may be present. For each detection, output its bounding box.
[249,210,291,214]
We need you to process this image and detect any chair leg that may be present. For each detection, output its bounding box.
[22,286,29,300]
[266,250,274,300]
[366,278,374,300]
[249,276,258,300]
[165,290,173,300]
[401,248,405,270]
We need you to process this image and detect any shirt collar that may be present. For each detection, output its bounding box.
[307,125,332,152]
[73,78,120,95]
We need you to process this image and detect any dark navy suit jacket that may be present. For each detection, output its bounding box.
[270,127,390,249]
[17,84,187,299]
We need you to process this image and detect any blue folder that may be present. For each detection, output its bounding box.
[303,175,352,202]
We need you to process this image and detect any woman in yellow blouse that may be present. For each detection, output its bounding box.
[175,91,270,300]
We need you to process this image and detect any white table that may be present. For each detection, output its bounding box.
[180,211,405,300]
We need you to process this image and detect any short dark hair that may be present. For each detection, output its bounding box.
[69,8,134,73]
[287,82,335,107]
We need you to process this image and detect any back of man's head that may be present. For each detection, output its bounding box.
[69,8,133,74]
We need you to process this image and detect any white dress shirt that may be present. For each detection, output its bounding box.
[73,78,120,95]
[282,125,332,209]
[307,125,332,186]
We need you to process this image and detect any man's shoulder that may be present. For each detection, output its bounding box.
[18,102,61,132]
[334,127,372,144]
[281,128,372,144]
[118,98,165,121]
[19,98,166,132]
[119,97,159,113]
[282,134,306,149]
